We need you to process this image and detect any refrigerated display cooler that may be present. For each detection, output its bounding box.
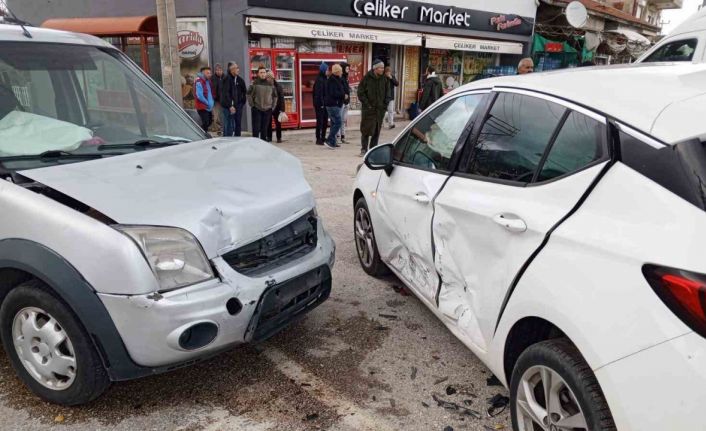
[249,48,299,129]
[297,53,348,128]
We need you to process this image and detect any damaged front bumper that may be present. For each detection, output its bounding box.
[97,222,335,370]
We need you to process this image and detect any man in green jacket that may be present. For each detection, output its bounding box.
[247,67,278,141]
[358,60,389,156]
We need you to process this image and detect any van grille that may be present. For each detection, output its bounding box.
[222,211,318,276]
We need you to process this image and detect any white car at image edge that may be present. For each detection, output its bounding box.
[353,63,706,430]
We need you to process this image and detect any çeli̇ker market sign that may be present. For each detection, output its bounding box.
[353,0,471,27]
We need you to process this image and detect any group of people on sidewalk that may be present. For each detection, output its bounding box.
[193,63,286,143]
[313,59,401,156]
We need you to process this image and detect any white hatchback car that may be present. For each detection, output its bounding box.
[353,64,706,430]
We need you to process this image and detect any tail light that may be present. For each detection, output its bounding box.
[643,264,706,338]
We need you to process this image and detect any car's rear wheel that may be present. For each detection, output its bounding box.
[0,280,110,405]
[354,197,389,277]
[510,338,616,431]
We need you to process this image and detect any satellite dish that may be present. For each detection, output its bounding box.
[566,1,589,29]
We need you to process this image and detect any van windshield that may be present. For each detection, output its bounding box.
[0,42,205,170]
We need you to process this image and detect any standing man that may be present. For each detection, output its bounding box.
[357,60,389,157]
[194,66,214,132]
[210,63,225,134]
[337,63,351,144]
[384,65,399,129]
[231,63,248,136]
[324,64,346,150]
[518,58,535,74]
[419,66,442,112]
[266,71,285,143]
[313,62,329,146]
[247,66,278,141]
[221,62,241,137]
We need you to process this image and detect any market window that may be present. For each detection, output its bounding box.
[400,94,484,171]
[466,92,565,183]
[536,111,608,182]
[643,39,698,62]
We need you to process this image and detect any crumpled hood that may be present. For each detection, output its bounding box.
[21,138,315,258]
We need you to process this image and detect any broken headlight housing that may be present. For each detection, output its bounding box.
[116,226,215,292]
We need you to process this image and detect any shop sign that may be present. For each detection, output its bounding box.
[177,30,205,59]
[425,35,524,55]
[247,0,535,36]
[545,42,564,53]
[490,15,523,31]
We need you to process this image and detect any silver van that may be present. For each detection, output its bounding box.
[0,24,335,405]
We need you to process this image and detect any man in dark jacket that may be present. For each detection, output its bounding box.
[266,71,285,143]
[337,62,351,144]
[210,63,224,133]
[419,66,442,111]
[220,62,241,137]
[358,60,389,156]
[324,64,346,149]
[247,67,278,141]
[229,63,247,136]
[313,62,329,145]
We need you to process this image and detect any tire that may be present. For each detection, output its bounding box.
[0,280,110,405]
[354,197,389,277]
[510,338,616,431]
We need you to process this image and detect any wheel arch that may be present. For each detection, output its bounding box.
[0,238,144,381]
[353,188,365,207]
[503,316,567,384]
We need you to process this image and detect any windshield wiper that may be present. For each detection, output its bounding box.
[0,150,119,162]
[98,139,190,151]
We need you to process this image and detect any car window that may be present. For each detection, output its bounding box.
[393,130,410,162]
[536,112,608,182]
[399,94,484,171]
[466,92,566,183]
[643,39,698,62]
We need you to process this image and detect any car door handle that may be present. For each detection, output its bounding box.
[413,192,431,204]
[493,213,527,233]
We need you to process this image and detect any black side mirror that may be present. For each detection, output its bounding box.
[364,143,394,176]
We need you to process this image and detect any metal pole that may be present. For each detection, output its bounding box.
[156,0,182,106]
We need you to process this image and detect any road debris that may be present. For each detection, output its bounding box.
[445,385,457,395]
[433,376,449,385]
[487,394,510,417]
[305,413,319,421]
[411,366,418,380]
[378,313,399,320]
[432,394,482,419]
[443,426,454,431]
[54,414,65,423]
[390,284,410,296]
[486,375,502,387]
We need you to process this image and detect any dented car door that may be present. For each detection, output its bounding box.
[374,93,486,303]
[432,90,610,351]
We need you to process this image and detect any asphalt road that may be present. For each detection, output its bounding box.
[0,122,512,431]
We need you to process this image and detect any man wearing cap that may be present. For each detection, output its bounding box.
[313,62,329,146]
[357,60,389,156]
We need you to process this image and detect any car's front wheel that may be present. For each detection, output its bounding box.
[510,338,616,431]
[354,197,389,277]
[0,280,110,405]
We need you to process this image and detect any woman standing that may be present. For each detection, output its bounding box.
[266,71,285,143]
[384,66,399,129]
[337,63,351,144]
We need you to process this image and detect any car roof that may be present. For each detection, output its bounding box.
[459,63,706,144]
[669,7,706,37]
[0,23,113,48]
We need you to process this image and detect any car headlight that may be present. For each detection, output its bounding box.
[116,226,215,291]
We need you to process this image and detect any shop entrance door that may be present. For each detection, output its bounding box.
[372,43,392,66]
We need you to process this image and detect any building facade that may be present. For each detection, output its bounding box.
[9,0,538,128]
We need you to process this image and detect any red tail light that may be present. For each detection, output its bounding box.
[643,264,706,338]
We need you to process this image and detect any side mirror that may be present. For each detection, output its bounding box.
[364,143,394,176]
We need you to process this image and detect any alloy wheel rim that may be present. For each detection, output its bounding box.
[516,365,588,431]
[355,207,375,268]
[12,307,77,391]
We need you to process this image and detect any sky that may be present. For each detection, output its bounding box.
[660,0,702,34]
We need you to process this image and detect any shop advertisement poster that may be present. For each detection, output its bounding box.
[402,45,420,113]
[337,42,365,111]
[176,17,209,110]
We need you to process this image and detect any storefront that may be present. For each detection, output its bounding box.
[209,0,537,128]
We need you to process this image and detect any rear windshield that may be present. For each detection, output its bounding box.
[642,39,698,62]
[0,42,204,170]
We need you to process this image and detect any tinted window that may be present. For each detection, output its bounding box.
[537,112,608,182]
[400,94,483,171]
[393,131,409,162]
[467,93,565,183]
[643,39,698,62]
